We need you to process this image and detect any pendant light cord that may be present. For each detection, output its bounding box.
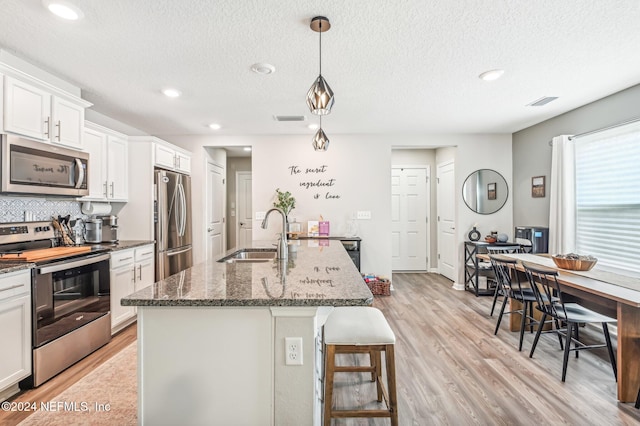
[319,20,322,76]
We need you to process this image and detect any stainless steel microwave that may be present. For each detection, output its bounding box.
[1,134,89,197]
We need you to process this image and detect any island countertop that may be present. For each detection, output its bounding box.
[121,239,373,307]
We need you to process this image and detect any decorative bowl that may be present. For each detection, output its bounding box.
[484,236,497,243]
[552,255,598,271]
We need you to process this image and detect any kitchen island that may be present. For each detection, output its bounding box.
[122,239,373,426]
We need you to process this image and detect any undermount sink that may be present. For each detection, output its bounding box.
[217,249,277,263]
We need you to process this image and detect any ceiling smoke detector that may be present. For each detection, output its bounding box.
[251,63,276,75]
[527,96,559,106]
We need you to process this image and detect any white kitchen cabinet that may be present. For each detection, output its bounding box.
[51,96,84,149]
[3,75,51,140]
[0,270,31,401]
[154,141,191,174]
[134,244,155,292]
[110,245,155,333]
[3,75,89,148]
[83,121,129,201]
[110,249,136,333]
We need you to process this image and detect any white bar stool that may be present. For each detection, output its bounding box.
[323,306,398,425]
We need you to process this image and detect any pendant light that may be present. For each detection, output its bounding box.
[306,16,334,115]
[312,115,330,151]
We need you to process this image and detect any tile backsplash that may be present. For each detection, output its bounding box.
[0,196,84,223]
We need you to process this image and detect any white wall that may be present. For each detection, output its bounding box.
[168,133,512,285]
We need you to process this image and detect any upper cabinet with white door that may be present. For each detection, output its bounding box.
[83,121,129,201]
[1,51,92,149]
[154,140,191,174]
[3,76,90,149]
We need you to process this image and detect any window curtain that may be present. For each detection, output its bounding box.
[548,135,575,254]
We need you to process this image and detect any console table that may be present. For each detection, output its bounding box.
[464,241,522,296]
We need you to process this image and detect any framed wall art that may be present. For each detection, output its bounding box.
[487,182,496,200]
[532,176,545,198]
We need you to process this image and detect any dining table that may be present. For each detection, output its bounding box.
[478,252,640,403]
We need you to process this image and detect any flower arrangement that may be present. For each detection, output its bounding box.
[273,188,296,217]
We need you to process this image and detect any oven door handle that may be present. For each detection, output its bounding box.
[37,253,111,275]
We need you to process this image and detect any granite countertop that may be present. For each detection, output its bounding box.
[122,239,373,307]
[85,240,155,251]
[0,262,33,274]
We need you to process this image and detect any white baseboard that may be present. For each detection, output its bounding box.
[451,282,465,291]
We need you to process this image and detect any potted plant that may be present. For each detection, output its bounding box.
[273,189,301,238]
[273,188,296,220]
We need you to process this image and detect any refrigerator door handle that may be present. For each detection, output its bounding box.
[166,246,192,257]
[178,182,187,237]
[156,171,167,251]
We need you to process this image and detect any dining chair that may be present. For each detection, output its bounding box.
[489,254,540,351]
[486,245,522,317]
[524,263,617,382]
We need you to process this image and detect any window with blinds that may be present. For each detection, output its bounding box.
[574,121,640,278]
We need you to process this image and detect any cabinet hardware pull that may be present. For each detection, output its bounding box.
[110,182,114,198]
[132,267,136,282]
[138,264,142,281]
[44,117,50,138]
[56,120,61,141]
[103,182,108,197]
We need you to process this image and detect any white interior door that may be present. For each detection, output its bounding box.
[236,171,253,247]
[437,161,456,282]
[391,167,428,271]
[207,162,225,259]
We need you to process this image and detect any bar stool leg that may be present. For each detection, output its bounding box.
[324,344,336,426]
[375,350,383,402]
[385,344,399,426]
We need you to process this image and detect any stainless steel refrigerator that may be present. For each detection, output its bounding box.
[155,169,193,281]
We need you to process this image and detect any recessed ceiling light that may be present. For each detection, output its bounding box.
[243,147,252,152]
[162,88,181,98]
[251,63,276,75]
[478,69,505,81]
[208,123,221,130]
[308,123,319,130]
[42,0,84,20]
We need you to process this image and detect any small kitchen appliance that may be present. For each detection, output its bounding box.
[84,218,102,243]
[515,226,549,253]
[100,215,119,243]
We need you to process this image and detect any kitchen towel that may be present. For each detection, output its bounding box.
[81,202,112,215]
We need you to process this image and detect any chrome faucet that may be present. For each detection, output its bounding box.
[261,207,288,260]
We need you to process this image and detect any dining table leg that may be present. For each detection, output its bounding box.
[617,302,640,402]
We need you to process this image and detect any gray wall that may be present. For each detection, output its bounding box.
[513,84,640,228]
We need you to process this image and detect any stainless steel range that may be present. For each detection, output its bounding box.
[0,221,111,388]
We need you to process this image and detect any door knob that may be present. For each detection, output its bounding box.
[207,228,213,232]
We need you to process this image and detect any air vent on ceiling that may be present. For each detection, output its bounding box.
[526,96,559,106]
[273,115,306,122]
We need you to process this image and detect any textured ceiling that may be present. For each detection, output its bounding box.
[0,0,639,138]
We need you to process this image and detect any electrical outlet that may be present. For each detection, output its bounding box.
[285,337,303,366]
[255,211,266,220]
[356,211,372,220]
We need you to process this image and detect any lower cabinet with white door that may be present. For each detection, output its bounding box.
[110,244,155,334]
[0,269,32,402]
[133,245,155,293]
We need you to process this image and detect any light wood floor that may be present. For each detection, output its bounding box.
[3,273,640,425]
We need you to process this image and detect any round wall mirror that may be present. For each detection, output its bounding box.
[462,169,508,215]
